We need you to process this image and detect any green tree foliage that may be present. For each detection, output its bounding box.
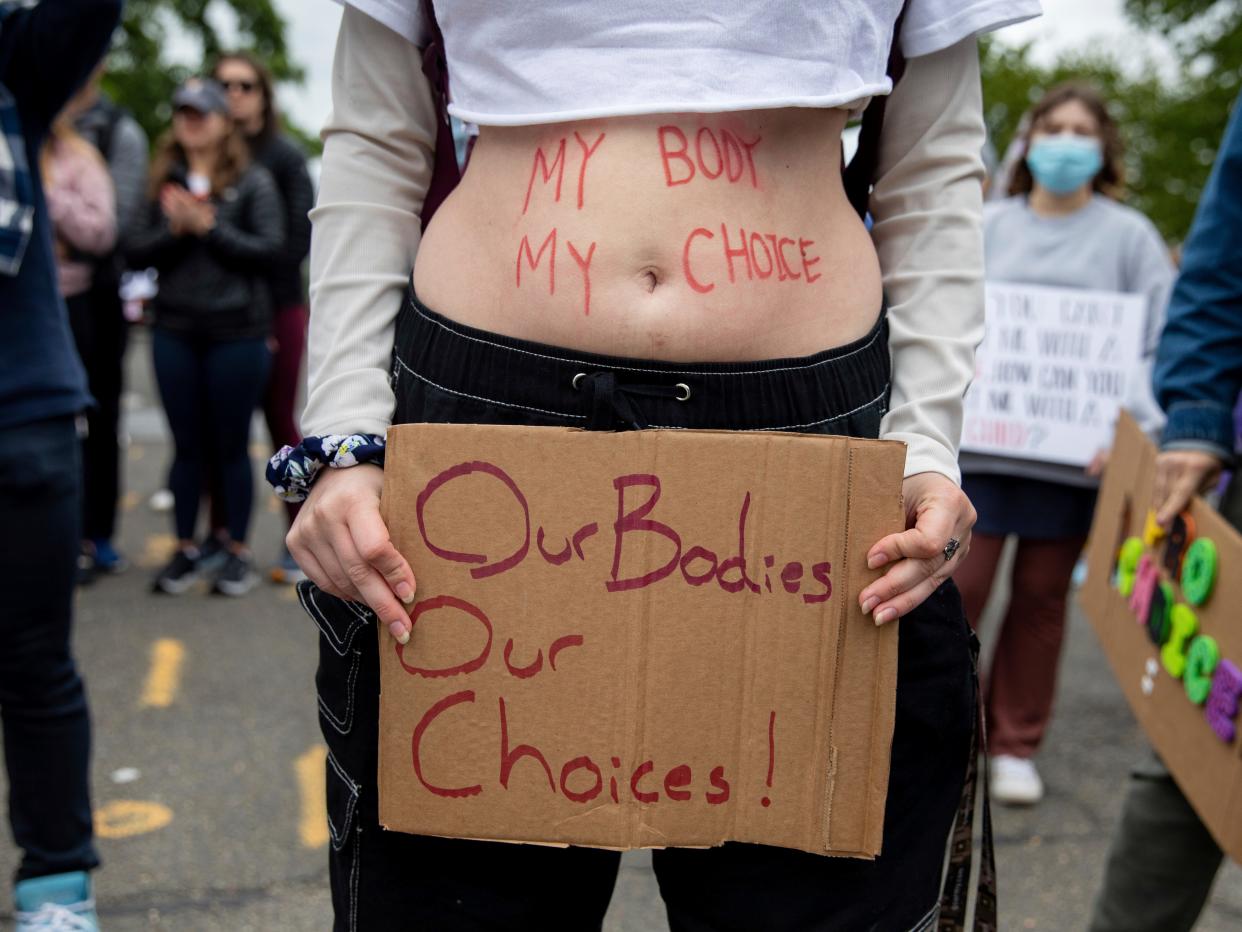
[102,0,315,153]
[981,1,1241,242]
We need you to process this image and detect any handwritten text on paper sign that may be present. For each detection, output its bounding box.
[962,282,1146,467]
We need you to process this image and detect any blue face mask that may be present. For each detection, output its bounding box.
[1025,135,1103,195]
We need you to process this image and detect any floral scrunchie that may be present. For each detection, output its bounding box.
[266,434,387,503]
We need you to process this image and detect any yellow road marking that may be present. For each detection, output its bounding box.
[138,533,178,569]
[94,800,173,839]
[295,745,329,848]
[121,490,140,512]
[140,639,185,708]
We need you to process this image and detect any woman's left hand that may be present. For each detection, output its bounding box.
[858,471,976,625]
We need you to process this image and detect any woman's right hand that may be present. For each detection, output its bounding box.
[287,465,417,643]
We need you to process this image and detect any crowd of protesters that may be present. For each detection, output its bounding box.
[3,0,1241,929]
[0,2,312,919]
[42,54,313,599]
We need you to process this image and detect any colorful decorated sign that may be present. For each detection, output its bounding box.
[376,424,906,857]
[962,282,1146,466]
[1079,413,1242,860]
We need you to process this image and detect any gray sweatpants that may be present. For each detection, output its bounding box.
[1087,752,1224,931]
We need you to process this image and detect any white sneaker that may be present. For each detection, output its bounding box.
[990,754,1044,805]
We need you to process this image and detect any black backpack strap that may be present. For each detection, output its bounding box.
[419,0,462,231]
[843,3,910,219]
[93,97,122,162]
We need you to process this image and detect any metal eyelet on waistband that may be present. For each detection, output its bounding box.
[572,372,586,390]
[675,383,691,401]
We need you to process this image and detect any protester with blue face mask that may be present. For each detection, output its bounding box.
[953,83,1174,807]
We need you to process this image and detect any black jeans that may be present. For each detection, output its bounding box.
[302,293,975,931]
[0,416,98,882]
[67,279,129,542]
[151,328,271,543]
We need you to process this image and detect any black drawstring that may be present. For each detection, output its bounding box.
[573,371,691,430]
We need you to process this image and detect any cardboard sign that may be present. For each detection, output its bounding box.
[1079,413,1242,861]
[377,424,906,857]
[962,282,1146,467]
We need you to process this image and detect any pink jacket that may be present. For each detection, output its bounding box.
[44,138,117,298]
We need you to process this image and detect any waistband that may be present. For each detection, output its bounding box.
[393,288,891,434]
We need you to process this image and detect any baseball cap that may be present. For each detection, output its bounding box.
[172,78,230,116]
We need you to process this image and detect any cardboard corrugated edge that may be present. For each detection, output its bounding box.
[1078,412,1242,861]
[377,424,904,856]
[816,441,902,857]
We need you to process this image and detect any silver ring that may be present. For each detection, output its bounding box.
[675,383,691,402]
[943,537,961,563]
[572,372,586,390]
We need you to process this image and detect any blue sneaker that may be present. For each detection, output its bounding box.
[14,871,98,931]
[89,538,128,574]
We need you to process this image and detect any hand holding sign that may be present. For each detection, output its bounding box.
[858,471,976,625]
[1154,449,1224,528]
[287,465,418,641]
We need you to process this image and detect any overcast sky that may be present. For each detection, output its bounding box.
[271,0,1156,137]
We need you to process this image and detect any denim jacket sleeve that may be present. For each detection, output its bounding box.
[1154,96,1242,459]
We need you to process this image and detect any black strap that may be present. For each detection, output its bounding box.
[91,97,126,163]
[937,632,998,931]
[843,3,910,219]
[419,0,462,231]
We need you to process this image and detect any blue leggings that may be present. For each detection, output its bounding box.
[152,329,270,544]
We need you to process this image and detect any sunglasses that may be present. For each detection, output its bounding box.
[219,80,258,94]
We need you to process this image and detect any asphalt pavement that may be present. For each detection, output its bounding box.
[1,327,1239,930]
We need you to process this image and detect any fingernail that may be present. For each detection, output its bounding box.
[874,607,897,626]
[389,621,410,645]
[396,582,415,604]
[868,553,888,570]
[861,596,879,616]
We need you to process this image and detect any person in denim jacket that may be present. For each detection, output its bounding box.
[1088,93,1242,932]
[0,1,122,928]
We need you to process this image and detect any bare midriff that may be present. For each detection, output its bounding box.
[412,108,883,361]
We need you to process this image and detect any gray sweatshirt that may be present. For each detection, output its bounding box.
[960,194,1175,489]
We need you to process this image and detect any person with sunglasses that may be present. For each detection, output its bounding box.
[210,52,315,585]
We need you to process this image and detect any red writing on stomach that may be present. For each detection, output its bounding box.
[683,224,823,294]
[658,124,761,189]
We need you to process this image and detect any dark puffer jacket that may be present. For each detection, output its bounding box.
[127,161,284,341]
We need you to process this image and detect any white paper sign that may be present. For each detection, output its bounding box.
[961,282,1147,467]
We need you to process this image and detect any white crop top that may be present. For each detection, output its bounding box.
[335,0,1040,125]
